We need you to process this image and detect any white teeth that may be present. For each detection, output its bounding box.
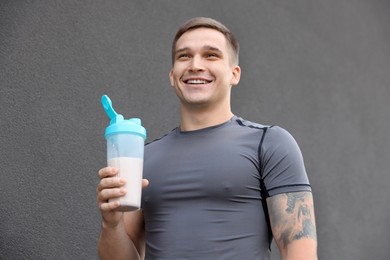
[187,79,207,84]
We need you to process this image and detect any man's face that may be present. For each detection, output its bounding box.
[169,28,240,109]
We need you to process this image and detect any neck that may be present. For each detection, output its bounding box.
[179,102,234,131]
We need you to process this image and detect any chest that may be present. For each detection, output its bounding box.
[142,131,261,208]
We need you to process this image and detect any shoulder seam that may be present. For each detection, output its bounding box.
[258,127,269,188]
[145,128,177,146]
[235,118,270,130]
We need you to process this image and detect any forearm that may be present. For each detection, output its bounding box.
[98,220,141,260]
[282,239,317,260]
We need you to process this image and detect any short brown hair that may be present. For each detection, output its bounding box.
[171,17,239,65]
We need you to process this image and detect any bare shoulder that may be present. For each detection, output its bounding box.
[267,191,317,251]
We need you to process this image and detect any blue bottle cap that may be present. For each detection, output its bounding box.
[101,95,147,140]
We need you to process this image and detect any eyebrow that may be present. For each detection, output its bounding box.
[175,45,223,55]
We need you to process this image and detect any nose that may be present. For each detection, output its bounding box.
[188,55,204,72]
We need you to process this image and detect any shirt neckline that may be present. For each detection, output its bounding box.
[176,115,237,136]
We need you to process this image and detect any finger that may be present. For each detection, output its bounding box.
[98,187,127,203]
[97,177,126,192]
[142,179,149,189]
[98,167,118,179]
[99,200,121,212]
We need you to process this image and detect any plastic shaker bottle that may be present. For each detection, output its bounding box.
[101,95,147,211]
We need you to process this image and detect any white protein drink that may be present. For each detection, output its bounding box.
[108,157,144,211]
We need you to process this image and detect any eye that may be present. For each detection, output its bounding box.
[206,52,219,59]
[177,53,190,60]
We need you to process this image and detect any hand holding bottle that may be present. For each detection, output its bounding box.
[100,95,147,212]
[96,166,149,228]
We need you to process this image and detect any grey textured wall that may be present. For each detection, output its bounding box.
[1,1,389,259]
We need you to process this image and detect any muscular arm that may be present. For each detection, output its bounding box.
[267,191,317,260]
[97,167,148,260]
[98,210,145,260]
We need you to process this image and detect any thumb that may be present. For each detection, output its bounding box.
[142,178,149,189]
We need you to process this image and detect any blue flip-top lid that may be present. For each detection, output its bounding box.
[101,95,147,140]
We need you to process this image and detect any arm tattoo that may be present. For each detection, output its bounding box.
[269,192,317,248]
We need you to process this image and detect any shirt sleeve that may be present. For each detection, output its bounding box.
[260,126,312,197]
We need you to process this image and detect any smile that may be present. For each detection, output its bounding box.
[184,79,212,84]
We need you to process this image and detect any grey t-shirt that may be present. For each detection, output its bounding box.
[141,116,311,260]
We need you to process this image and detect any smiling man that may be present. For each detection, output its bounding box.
[169,26,240,126]
[97,17,318,260]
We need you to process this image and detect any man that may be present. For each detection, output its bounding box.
[97,17,317,259]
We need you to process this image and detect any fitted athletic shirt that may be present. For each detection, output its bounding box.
[141,116,311,260]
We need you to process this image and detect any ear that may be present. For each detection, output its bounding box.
[169,69,174,87]
[230,65,241,86]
